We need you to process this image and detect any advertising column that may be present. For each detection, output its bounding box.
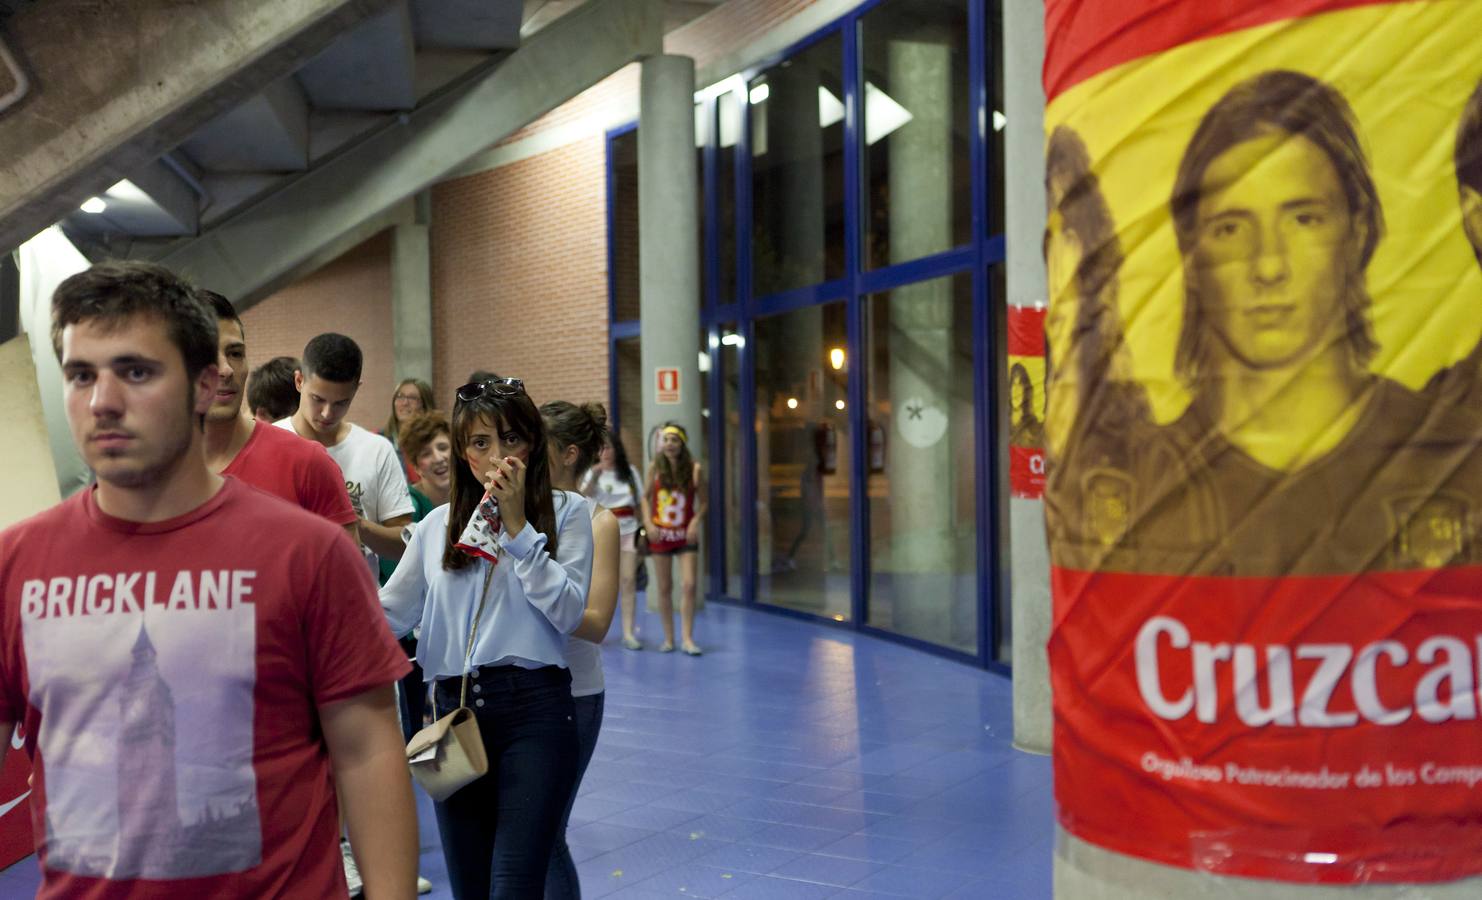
[1045,0,1482,890]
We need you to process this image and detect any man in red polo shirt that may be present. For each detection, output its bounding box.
[0,261,416,898]
[196,290,358,541]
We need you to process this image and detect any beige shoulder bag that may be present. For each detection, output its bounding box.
[405,564,495,802]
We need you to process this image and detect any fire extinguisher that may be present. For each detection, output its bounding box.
[815,422,837,475]
[868,419,886,473]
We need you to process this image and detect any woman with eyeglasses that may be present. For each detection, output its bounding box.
[538,400,619,900]
[381,377,592,900]
[383,378,435,482]
[646,422,706,655]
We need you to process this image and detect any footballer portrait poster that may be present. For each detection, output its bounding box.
[1044,0,1482,883]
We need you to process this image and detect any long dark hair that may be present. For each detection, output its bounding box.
[605,428,642,503]
[1045,125,1148,424]
[1009,363,1037,424]
[1170,70,1381,384]
[540,401,609,483]
[650,421,695,491]
[443,385,558,571]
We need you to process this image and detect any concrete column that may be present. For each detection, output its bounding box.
[391,193,433,386]
[638,55,703,465]
[1017,0,1482,893]
[1057,835,1482,899]
[1003,0,1053,755]
[884,37,960,646]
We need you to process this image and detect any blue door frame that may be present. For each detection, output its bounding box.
[608,0,1008,675]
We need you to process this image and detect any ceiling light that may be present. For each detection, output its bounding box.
[80,197,106,214]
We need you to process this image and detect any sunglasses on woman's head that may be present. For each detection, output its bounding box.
[455,377,525,404]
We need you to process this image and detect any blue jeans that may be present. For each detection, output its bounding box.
[433,665,579,900]
[545,692,605,900]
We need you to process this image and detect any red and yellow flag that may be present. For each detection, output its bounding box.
[1045,0,1482,883]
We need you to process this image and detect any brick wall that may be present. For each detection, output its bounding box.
[239,231,396,431]
[430,136,609,411]
[244,0,845,429]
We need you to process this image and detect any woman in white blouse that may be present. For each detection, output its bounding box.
[580,428,645,649]
[539,400,620,900]
[381,377,593,900]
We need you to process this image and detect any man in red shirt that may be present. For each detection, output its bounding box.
[0,261,416,898]
[196,290,358,542]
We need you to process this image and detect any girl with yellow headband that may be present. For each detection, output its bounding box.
[646,421,706,654]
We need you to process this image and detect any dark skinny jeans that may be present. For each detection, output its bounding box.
[433,665,579,900]
[545,691,605,900]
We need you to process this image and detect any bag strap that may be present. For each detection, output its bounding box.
[459,563,497,709]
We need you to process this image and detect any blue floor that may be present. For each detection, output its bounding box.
[0,602,1054,899]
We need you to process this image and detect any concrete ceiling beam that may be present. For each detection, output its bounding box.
[297,1,418,111]
[118,160,202,237]
[412,0,522,50]
[154,0,664,313]
[180,78,313,173]
[0,0,395,253]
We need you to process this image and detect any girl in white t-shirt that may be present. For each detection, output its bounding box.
[540,400,620,900]
[580,430,645,649]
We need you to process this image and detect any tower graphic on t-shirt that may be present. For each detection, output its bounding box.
[113,625,185,875]
[28,577,262,880]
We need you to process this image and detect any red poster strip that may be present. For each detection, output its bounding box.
[1044,0,1398,102]
[1050,564,1482,882]
[1007,306,1045,358]
[1010,445,1046,499]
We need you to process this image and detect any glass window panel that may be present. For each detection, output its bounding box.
[860,0,971,270]
[610,129,640,322]
[992,265,1010,662]
[614,336,643,455]
[988,0,1005,236]
[864,274,977,654]
[755,302,851,619]
[720,323,743,598]
[697,103,707,307]
[717,90,742,305]
[749,33,846,297]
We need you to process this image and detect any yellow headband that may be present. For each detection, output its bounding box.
[662,425,688,444]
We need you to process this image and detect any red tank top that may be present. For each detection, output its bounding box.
[648,477,696,551]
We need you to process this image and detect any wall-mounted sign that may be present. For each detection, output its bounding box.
[655,368,680,405]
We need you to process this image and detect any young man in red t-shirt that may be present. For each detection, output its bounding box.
[196,290,359,543]
[0,261,416,898]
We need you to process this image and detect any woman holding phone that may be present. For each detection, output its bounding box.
[381,376,593,899]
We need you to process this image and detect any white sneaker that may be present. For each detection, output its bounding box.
[341,839,363,897]
[417,875,433,894]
